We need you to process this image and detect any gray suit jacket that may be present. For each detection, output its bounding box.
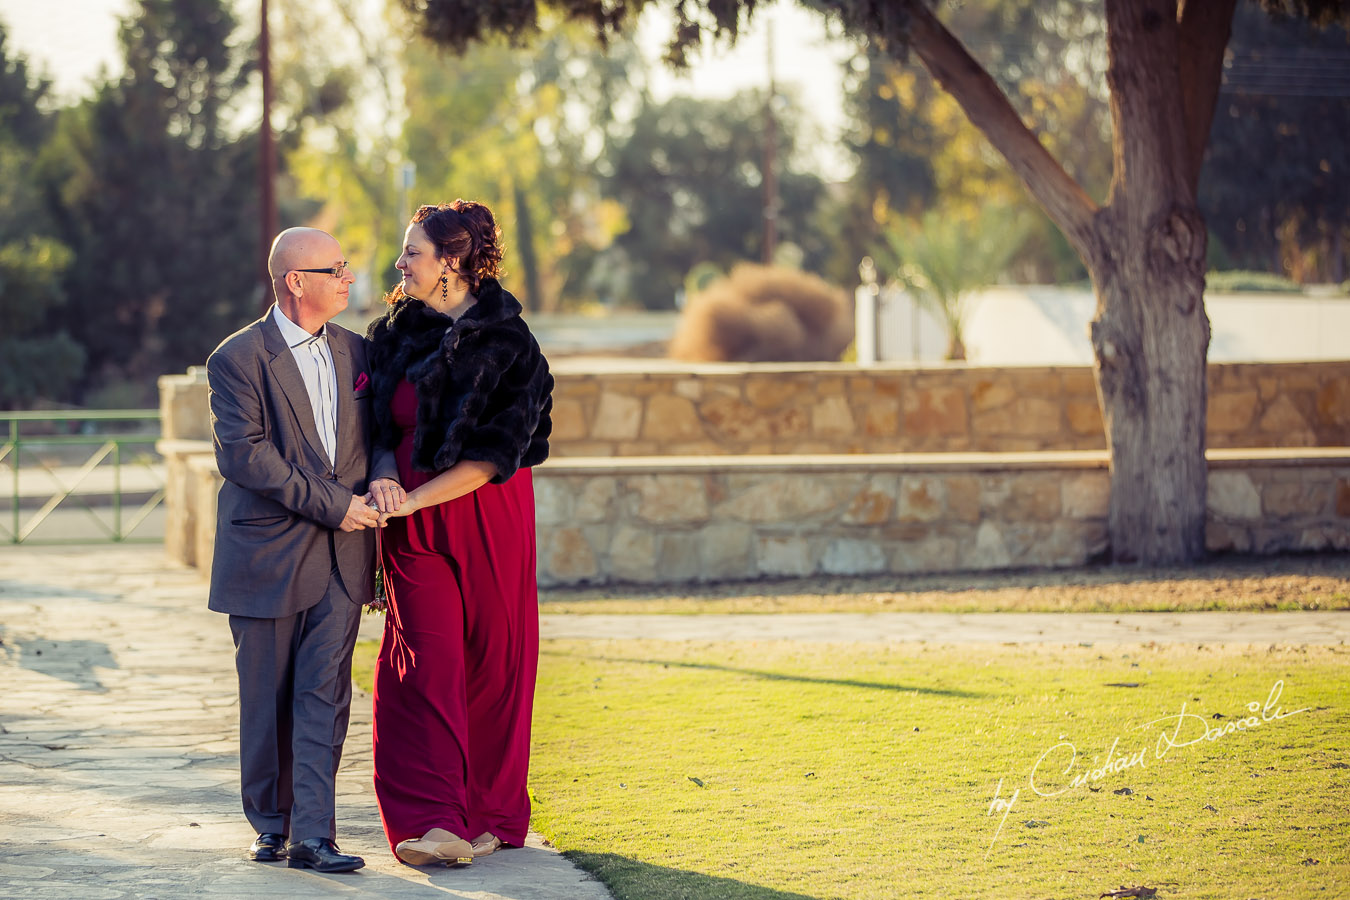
[205,307,394,618]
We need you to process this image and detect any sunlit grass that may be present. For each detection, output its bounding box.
[353,638,1350,899]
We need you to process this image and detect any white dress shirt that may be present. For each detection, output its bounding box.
[272,306,338,467]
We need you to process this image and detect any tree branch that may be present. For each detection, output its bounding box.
[1177,0,1238,193]
[902,0,1099,260]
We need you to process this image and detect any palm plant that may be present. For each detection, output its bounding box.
[881,205,1027,360]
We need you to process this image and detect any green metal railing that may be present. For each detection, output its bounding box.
[0,410,164,544]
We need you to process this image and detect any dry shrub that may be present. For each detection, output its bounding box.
[668,264,853,362]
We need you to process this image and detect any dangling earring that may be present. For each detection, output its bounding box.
[441,275,449,301]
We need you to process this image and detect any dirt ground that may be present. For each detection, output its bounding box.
[539,551,1350,614]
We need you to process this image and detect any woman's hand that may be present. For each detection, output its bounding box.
[367,478,406,515]
[375,493,422,527]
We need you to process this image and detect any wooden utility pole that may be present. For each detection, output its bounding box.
[260,0,278,308]
[761,19,778,265]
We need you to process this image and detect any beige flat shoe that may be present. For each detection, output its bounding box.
[470,832,502,858]
[395,828,474,867]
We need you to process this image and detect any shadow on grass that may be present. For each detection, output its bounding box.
[565,850,825,900]
[541,648,985,697]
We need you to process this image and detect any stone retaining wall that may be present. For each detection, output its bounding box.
[160,360,1350,455]
[545,360,1350,455]
[162,445,1350,586]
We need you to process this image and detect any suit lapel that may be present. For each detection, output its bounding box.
[261,308,330,468]
[329,331,356,471]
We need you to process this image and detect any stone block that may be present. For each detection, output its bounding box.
[674,379,703,400]
[861,398,901,438]
[657,533,702,583]
[745,377,801,409]
[542,526,599,583]
[903,387,967,437]
[616,441,661,456]
[643,395,706,443]
[1065,399,1103,437]
[1205,520,1239,553]
[944,475,981,523]
[812,396,856,435]
[1262,482,1328,518]
[629,475,710,523]
[972,397,1060,437]
[1207,471,1261,520]
[700,394,772,442]
[592,392,643,441]
[1062,473,1110,519]
[755,535,816,576]
[158,370,211,442]
[821,539,887,575]
[1315,377,1350,430]
[891,535,959,574]
[575,478,618,522]
[1207,390,1258,434]
[188,456,223,581]
[1258,395,1309,434]
[1337,479,1350,517]
[533,477,574,525]
[700,523,754,580]
[1009,478,1061,521]
[549,398,588,441]
[897,476,945,523]
[766,407,811,439]
[605,526,655,583]
[971,379,1015,412]
[966,521,1012,569]
[717,475,850,522]
[842,476,897,525]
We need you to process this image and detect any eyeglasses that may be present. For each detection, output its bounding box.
[292,261,350,278]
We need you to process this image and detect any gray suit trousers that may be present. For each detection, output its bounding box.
[229,564,361,842]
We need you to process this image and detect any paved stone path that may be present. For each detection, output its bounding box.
[2,545,1345,900]
[539,610,1350,644]
[0,546,610,900]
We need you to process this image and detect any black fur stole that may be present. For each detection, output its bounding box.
[365,278,552,483]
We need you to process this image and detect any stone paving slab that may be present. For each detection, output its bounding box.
[0,546,611,900]
[539,610,1350,644]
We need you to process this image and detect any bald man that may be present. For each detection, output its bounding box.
[206,228,400,873]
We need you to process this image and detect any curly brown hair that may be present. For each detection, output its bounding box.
[383,200,505,305]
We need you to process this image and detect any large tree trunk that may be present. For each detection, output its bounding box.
[1088,207,1210,563]
[1089,0,1216,562]
[904,0,1230,564]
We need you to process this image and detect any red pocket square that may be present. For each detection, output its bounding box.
[354,371,370,392]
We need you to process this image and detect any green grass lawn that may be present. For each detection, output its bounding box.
[353,639,1350,899]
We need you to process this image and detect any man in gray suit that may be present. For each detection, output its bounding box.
[207,227,400,873]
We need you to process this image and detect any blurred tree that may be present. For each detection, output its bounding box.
[402,0,1350,566]
[841,2,1109,285]
[0,27,83,407]
[598,90,828,310]
[273,0,405,308]
[42,0,258,397]
[1200,4,1350,282]
[399,17,638,311]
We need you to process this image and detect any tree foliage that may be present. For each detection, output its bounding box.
[42,0,259,396]
[598,89,828,310]
[1200,3,1350,280]
[0,27,82,408]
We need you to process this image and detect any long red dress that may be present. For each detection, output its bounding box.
[372,379,539,850]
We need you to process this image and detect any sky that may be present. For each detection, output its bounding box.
[0,0,857,177]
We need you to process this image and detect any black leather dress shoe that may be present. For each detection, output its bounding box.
[286,837,365,873]
[249,833,287,862]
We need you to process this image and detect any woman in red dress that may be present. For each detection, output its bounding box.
[363,201,552,866]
